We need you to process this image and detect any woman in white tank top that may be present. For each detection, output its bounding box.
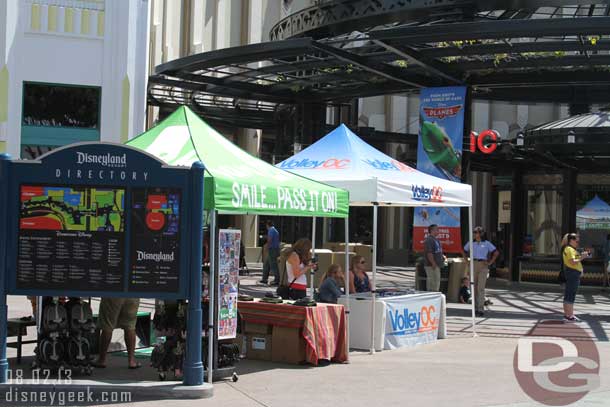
[285,238,316,300]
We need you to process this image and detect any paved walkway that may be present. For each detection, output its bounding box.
[3,266,609,406]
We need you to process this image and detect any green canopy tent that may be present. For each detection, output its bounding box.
[127,106,349,382]
[128,106,349,217]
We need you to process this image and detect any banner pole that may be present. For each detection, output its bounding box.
[344,215,350,360]
[0,154,10,384]
[468,206,477,337]
[184,161,205,385]
[207,210,217,383]
[311,216,317,297]
[370,203,378,354]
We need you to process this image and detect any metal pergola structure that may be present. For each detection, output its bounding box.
[148,1,610,133]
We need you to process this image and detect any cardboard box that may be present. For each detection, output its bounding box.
[244,322,272,334]
[246,334,273,361]
[271,326,306,364]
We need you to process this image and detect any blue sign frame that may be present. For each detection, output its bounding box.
[0,142,205,385]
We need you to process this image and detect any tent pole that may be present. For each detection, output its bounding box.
[311,216,317,297]
[207,210,217,383]
[344,215,350,360]
[370,203,378,354]
[468,206,477,337]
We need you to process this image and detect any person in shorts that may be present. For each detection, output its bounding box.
[95,297,141,369]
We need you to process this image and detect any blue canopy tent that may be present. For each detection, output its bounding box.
[277,124,475,351]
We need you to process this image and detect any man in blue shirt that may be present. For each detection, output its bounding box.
[463,226,499,317]
[260,220,280,285]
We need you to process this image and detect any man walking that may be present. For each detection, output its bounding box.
[260,220,280,286]
[463,226,499,317]
[423,224,444,291]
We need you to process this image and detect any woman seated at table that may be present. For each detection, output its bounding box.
[349,255,372,293]
[318,264,345,304]
[286,238,316,300]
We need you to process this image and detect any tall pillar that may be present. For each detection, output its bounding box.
[237,128,261,247]
[509,169,523,281]
[562,169,577,235]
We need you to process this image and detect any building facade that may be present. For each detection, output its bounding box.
[0,0,150,158]
[145,1,576,262]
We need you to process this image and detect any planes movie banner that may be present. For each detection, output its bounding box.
[413,87,466,254]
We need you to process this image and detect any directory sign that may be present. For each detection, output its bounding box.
[2,143,197,299]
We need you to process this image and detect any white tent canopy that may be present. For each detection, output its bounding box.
[277,124,472,207]
[277,124,476,351]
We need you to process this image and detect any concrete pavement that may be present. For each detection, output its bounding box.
[3,266,609,406]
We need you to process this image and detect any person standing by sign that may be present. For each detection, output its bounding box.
[424,224,444,291]
[463,226,499,317]
[260,220,280,286]
[95,298,141,369]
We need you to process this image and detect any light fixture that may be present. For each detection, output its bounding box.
[567,130,575,144]
[516,131,524,147]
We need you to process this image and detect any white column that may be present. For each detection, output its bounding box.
[100,0,150,143]
[2,0,21,157]
[217,0,241,49]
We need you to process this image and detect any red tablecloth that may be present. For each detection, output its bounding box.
[238,301,347,365]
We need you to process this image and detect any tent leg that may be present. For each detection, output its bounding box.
[370,204,378,354]
[207,210,217,383]
[311,216,317,297]
[468,206,477,337]
[344,216,350,360]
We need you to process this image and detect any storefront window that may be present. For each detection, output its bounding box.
[524,189,563,257]
[22,83,100,128]
[576,174,610,259]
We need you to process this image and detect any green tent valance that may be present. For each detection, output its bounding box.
[127,106,349,218]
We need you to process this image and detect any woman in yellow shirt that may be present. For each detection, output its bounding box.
[561,233,589,322]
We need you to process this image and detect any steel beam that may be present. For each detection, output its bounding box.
[372,39,464,84]
[451,55,610,71]
[419,40,610,58]
[155,38,315,75]
[370,16,610,42]
[310,41,429,87]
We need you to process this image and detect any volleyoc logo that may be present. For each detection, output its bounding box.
[279,158,350,170]
[388,305,437,335]
[513,320,600,406]
[363,159,414,172]
[411,185,443,202]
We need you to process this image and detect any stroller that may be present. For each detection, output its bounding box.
[151,300,186,381]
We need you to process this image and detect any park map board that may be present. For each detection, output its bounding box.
[2,143,198,298]
[18,185,126,290]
